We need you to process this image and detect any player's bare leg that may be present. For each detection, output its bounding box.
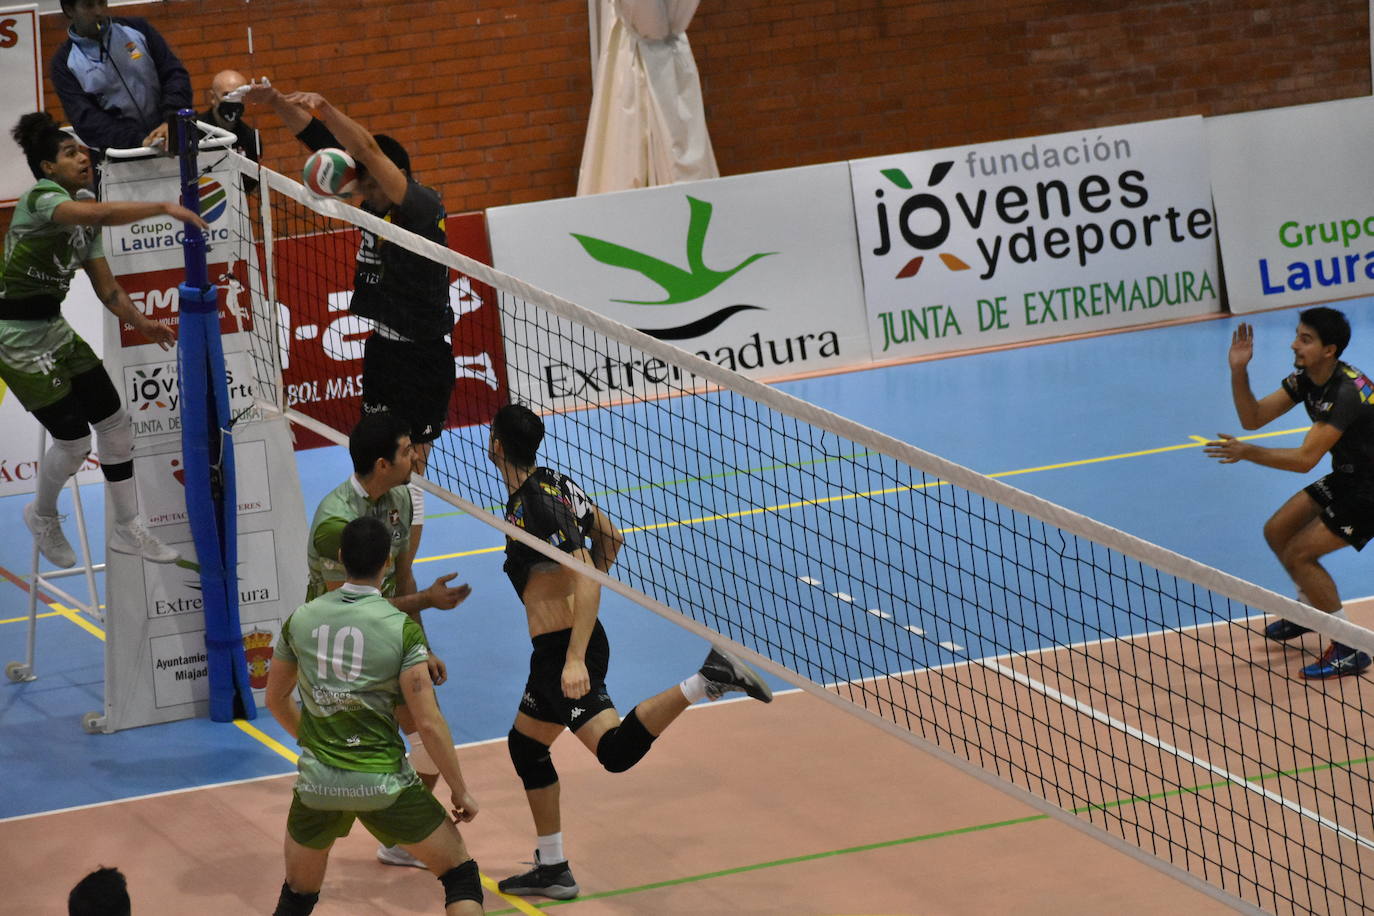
[1259,492,1325,641]
[401,820,484,915]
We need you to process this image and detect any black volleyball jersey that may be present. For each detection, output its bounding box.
[1282,362,1374,480]
[352,180,453,341]
[503,467,596,598]
[296,117,453,341]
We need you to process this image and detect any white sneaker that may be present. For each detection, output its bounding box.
[376,844,425,868]
[110,517,179,564]
[24,503,76,569]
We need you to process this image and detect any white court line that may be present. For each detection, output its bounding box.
[979,656,1374,852]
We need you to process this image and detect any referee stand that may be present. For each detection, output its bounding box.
[5,428,105,705]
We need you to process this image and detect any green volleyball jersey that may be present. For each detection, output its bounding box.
[306,476,412,600]
[275,584,430,772]
[0,179,104,302]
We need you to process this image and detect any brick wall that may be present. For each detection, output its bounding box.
[10,0,1370,227]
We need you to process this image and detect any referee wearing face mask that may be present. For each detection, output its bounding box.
[201,69,262,194]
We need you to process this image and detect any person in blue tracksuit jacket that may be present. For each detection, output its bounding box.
[50,0,192,152]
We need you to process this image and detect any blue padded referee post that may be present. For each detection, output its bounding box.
[175,109,253,722]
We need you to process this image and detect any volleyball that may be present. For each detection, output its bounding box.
[302,148,358,197]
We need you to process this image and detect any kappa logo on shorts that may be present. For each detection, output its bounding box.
[522,691,538,709]
[569,706,585,720]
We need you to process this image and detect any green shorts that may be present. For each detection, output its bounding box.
[287,780,447,850]
[0,318,102,411]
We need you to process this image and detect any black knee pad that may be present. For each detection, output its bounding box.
[70,367,122,424]
[439,859,482,906]
[594,709,656,774]
[31,394,90,442]
[272,882,319,916]
[507,728,557,790]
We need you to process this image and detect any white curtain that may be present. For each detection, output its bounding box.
[577,0,720,195]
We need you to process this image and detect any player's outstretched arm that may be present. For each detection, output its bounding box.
[1205,422,1342,471]
[243,83,315,137]
[52,198,207,230]
[399,663,479,822]
[83,257,175,349]
[281,91,408,207]
[266,656,302,739]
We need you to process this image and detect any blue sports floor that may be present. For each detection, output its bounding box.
[3,301,1372,824]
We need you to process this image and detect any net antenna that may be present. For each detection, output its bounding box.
[229,159,1374,916]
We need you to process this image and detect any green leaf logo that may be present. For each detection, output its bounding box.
[571,197,776,305]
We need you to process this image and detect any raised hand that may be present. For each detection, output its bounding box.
[1228,322,1254,371]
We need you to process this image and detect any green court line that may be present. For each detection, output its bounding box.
[424,449,879,520]
[486,814,1048,913]
[486,748,1373,913]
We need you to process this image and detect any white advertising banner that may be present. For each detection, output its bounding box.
[96,154,307,731]
[0,5,42,207]
[487,163,872,408]
[850,117,1220,359]
[1207,97,1374,314]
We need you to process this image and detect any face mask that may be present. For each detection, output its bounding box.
[216,101,244,123]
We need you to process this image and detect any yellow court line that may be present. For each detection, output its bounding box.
[52,603,105,641]
[233,719,298,764]
[0,609,67,625]
[230,722,543,914]
[480,877,546,916]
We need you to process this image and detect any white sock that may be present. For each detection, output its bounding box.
[107,477,139,526]
[679,673,709,704]
[537,832,565,865]
[1330,607,1348,621]
[1296,589,1309,606]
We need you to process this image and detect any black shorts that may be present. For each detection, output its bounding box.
[518,621,615,732]
[362,334,455,445]
[1306,473,1374,550]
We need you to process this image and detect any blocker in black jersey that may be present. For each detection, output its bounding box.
[1206,308,1374,680]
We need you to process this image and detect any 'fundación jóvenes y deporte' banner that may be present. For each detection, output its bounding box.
[851,116,1220,359]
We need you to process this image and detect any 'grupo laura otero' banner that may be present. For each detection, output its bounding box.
[850,117,1220,359]
[487,163,872,408]
[1207,96,1374,314]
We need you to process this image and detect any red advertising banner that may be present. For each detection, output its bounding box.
[115,261,253,347]
[270,211,508,450]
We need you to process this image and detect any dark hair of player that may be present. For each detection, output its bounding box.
[348,412,411,476]
[339,516,391,580]
[68,866,131,916]
[12,112,71,181]
[492,403,543,469]
[373,134,410,176]
[1298,306,1351,359]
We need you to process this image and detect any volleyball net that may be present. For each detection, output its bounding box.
[224,154,1374,915]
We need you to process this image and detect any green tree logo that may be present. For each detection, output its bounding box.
[572,196,776,305]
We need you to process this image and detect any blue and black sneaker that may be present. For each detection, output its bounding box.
[1262,618,1313,642]
[1300,642,1373,680]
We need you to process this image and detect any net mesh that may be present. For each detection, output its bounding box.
[223,156,1374,915]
